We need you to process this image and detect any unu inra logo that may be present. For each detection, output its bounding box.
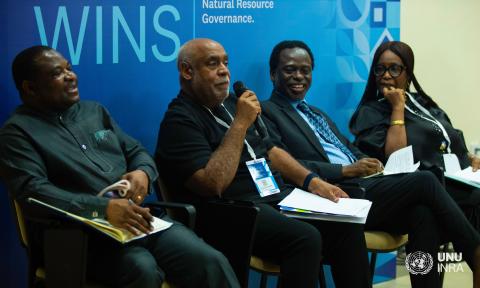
[405,251,434,275]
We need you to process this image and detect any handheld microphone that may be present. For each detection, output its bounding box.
[233,81,269,139]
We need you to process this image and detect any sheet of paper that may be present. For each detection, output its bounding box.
[278,188,372,217]
[454,167,480,185]
[92,215,173,242]
[383,145,420,175]
[443,153,461,174]
[281,203,372,224]
[28,197,173,243]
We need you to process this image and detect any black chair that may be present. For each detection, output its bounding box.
[157,176,329,288]
[9,192,192,288]
[157,177,261,287]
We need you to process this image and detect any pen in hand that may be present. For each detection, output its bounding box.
[128,199,154,233]
[106,197,154,236]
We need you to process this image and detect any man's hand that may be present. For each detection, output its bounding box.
[383,86,406,110]
[234,90,261,129]
[106,199,154,235]
[122,170,149,204]
[308,177,349,202]
[342,158,384,178]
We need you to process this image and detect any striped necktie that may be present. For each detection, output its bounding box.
[297,101,356,161]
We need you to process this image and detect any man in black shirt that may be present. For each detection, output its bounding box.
[0,46,239,288]
[155,38,371,288]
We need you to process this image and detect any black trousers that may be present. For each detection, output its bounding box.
[445,178,480,232]
[424,166,480,232]
[86,218,240,288]
[252,203,371,288]
[360,170,480,288]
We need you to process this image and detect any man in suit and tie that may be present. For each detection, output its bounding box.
[261,40,480,288]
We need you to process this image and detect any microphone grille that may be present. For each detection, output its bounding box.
[233,81,246,96]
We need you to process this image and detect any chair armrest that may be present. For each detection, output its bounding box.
[337,182,366,199]
[145,201,196,229]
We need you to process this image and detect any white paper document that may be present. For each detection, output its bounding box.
[278,188,372,224]
[442,153,480,188]
[445,166,480,188]
[443,153,462,174]
[364,145,419,178]
[452,167,480,184]
[383,145,420,175]
[28,197,173,243]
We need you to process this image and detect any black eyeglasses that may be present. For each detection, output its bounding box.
[373,64,405,78]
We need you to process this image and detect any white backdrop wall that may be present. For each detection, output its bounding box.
[401,0,480,152]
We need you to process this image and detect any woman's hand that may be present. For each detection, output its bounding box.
[383,86,406,110]
[469,154,480,172]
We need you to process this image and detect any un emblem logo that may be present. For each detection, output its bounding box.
[405,251,434,275]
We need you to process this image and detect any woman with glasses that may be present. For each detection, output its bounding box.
[349,40,480,231]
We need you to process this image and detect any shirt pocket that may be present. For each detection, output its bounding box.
[88,129,125,172]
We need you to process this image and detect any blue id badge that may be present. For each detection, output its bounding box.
[246,158,280,197]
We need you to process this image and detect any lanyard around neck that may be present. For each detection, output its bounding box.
[404,92,451,153]
[205,104,257,160]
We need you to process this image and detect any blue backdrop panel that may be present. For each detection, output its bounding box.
[0,1,400,287]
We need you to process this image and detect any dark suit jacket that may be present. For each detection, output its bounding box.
[262,91,367,183]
